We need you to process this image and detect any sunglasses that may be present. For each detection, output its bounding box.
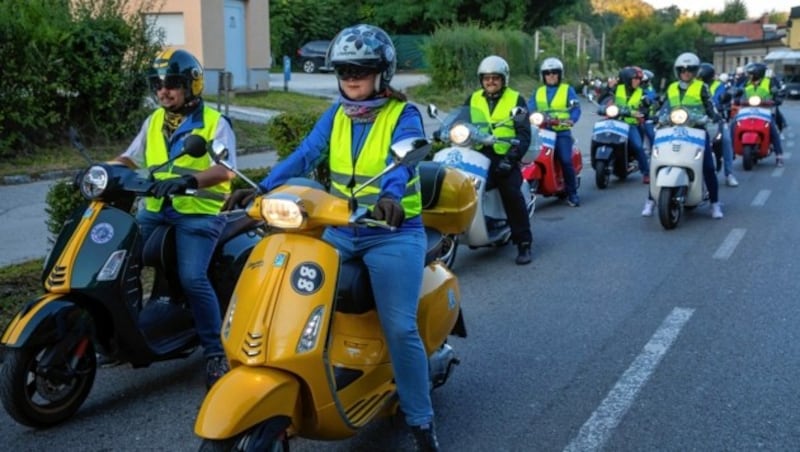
[542,70,560,76]
[148,75,185,91]
[481,74,503,82]
[335,66,377,81]
[678,67,697,74]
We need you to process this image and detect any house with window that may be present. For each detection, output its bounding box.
[132,0,271,93]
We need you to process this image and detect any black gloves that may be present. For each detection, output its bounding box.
[222,188,257,211]
[151,175,198,198]
[372,197,405,228]
[495,149,520,177]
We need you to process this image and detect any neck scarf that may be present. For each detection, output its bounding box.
[339,95,390,124]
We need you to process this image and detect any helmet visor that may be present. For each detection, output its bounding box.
[334,64,378,81]
[148,74,186,91]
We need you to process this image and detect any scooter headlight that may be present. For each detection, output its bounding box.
[79,165,109,200]
[747,95,762,107]
[260,196,305,229]
[449,123,472,145]
[529,112,545,127]
[605,104,620,118]
[669,109,689,125]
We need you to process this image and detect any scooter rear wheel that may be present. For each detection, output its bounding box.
[742,144,757,171]
[0,337,96,427]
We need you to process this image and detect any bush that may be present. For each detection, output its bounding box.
[264,112,320,160]
[44,179,86,238]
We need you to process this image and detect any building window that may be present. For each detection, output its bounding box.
[144,13,185,46]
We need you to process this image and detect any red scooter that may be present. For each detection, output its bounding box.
[731,95,775,171]
[521,105,583,199]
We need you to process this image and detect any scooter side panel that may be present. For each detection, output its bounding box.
[418,262,460,353]
[194,366,301,439]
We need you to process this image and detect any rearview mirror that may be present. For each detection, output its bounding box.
[210,141,229,162]
[390,137,431,166]
[427,104,439,119]
[183,135,208,158]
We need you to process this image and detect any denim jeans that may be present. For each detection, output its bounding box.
[628,124,649,175]
[643,121,656,150]
[554,132,578,196]
[720,122,735,176]
[137,208,226,358]
[323,226,432,427]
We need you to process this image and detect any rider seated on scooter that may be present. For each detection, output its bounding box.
[464,55,533,265]
[641,69,659,152]
[698,62,738,187]
[597,66,651,184]
[642,52,723,219]
[731,62,785,167]
[528,57,582,207]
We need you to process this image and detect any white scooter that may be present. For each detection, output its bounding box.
[649,106,710,229]
[427,104,535,265]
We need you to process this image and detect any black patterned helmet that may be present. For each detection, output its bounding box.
[148,48,204,102]
[327,24,396,92]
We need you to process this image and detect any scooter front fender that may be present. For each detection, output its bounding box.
[655,166,689,188]
[195,366,301,439]
[1,295,87,348]
[594,145,614,161]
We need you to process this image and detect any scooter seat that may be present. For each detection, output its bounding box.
[141,225,176,269]
[419,161,446,209]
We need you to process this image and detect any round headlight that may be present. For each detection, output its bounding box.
[669,109,689,125]
[260,197,305,229]
[529,112,545,126]
[605,104,619,118]
[80,165,109,199]
[449,124,471,145]
[747,95,762,106]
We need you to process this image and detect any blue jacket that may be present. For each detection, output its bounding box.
[259,101,426,234]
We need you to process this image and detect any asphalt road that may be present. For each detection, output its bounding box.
[1,91,799,451]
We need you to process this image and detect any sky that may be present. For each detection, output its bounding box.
[643,0,792,16]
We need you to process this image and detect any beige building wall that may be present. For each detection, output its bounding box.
[789,21,800,50]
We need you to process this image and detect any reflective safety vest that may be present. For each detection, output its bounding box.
[469,88,519,155]
[329,99,422,218]
[667,80,703,108]
[744,78,772,100]
[535,84,571,131]
[144,107,229,214]
[709,80,720,95]
[614,84,643,125]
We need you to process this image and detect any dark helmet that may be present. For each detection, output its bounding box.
[148,48,204,102]
[327,24,397,92]
[697,63,715,85]
[618,66,643,88]
[745,62,767,81]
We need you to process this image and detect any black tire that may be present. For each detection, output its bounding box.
[0,337,96,427]
[199,417,290,452]
[657,187,682,230]
[301,59,317,73]
[439,234,459,270]
[594,160,609,189]
[742,144,756,171]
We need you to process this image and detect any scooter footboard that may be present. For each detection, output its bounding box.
[195,366,301,439]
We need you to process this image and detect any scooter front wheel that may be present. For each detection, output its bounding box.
[0,337,97,427]
[657,187,683,230]
[199,417,290,452]
[594,160,610,189]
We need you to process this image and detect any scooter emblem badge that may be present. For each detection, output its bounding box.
[90,222,114,244]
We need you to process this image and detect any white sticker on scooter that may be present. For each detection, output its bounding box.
[291,262,324,295]
[90,222,114,244]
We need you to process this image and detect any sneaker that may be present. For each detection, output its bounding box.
[411,423,440,452]
[642,174,650,184]
[515,242,532,265]
[206,355,230,389]
[641,199,655,217]
[711,202,723,219]
[725,174,739,187]
[566,194,580,207]
[776,156,784,167]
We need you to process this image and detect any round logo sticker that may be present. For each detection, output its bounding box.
[290,262,324,295]
[90,222,114,244]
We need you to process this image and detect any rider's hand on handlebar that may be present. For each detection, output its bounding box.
[372,197,405,228]
[222,188,257,211]
[151,175,198,198]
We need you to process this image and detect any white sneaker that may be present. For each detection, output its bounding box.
[725,174,739,187]
[711,202,723,219]
[641,199,655,217]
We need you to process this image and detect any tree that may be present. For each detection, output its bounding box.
[718,0,747,22]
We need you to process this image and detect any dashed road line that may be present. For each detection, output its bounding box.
[564,307,695,452]
[751,189,771,206]
[713,228,746,260]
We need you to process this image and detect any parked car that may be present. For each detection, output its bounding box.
[782,74,800,100]
[297,40,333,73]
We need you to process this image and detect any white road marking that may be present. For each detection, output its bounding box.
[564,307,695,452]
[772,167,785,177]
[751,189,771,206]
[712,228,746,260]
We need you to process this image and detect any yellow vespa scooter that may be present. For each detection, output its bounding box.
[194,137,477,450]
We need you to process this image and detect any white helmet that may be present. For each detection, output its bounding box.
[718,73,729,83]
[540,57,564,83]
[673,52,700,79]
[477,55,510,85]
[735,66,744,75]
[327,24,396,92]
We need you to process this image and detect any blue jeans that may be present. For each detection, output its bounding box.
[720,122,735,176]
[323,226,432,427]
[137,208,226,358]
[628,124,649,175]
[554,132,578,196]
[643,121,655,150]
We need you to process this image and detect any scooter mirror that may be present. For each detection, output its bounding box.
[427,104,439,119]
[210,141,229,162]
[390,137,431,166]
[510,106,527,120]
[183,134,208,158]
[568,99,580,109]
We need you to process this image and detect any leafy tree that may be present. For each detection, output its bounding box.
[269,0,357,61]
[718,0,747,22]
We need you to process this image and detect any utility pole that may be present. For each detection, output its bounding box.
[576,25,581,58]
[601,32,606,62]
[534,30,539,57]
[561,32,565,56]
